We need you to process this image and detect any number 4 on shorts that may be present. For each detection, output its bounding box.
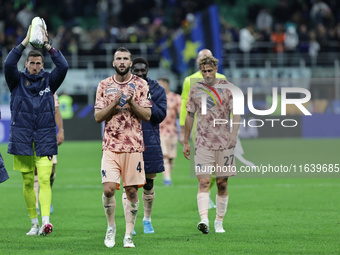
[136,162,142,173]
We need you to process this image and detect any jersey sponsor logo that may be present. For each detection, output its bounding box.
[39,86,51,96]
[101,169,107,178]
[105,88,118,95]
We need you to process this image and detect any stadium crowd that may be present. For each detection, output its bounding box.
[1,0,340,60]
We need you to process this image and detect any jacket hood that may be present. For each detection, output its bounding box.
[23,67,46,81]
[22,68,48,94]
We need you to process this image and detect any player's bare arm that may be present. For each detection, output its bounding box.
[126,87,151,122]
[55,107,64,146]
[180,125,185,145]
[183,112,195,160]
[227,114,241,149]
[94,90,123,123]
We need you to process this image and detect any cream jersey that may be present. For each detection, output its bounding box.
[160,92,181,137]
[186,79,234,150]
[95,74,152,152]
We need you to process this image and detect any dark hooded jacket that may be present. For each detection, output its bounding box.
[4,45,68,156]
[142,77,167,173]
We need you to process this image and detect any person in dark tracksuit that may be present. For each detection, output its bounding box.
[4,25,68,236]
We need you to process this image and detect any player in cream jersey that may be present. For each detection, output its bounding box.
[158,77,181,185]
[183,55,240,234]
[95,47,152,248]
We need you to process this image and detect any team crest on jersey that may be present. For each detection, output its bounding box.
[147,91,152,100]
[105,88,118,95]
[25,80,31,87]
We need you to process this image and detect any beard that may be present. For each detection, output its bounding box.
[114,65,130,76]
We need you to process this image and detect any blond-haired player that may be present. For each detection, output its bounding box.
[183,56,240,234]
[180,49,255,209]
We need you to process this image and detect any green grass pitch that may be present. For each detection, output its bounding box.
[0,138,339,255]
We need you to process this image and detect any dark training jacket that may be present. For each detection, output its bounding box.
[142,77,167,174]
[4,46,68,156]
